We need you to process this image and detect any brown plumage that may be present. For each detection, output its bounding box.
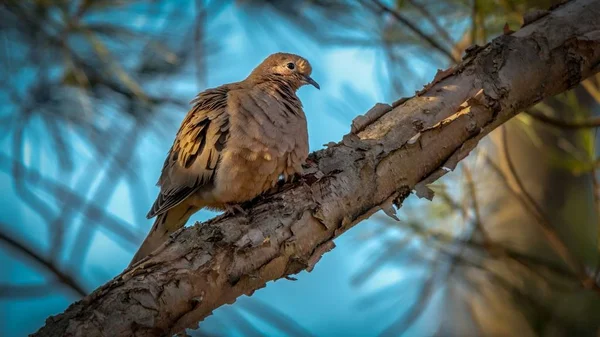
[129,52,319,266]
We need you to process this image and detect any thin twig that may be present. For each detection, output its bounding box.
[405,219,580,282]
[0,152,143,247]
[11,117,55,224]
[471,0,478,44]
[368,0,457,62]
[436,187,464,214]
[405,0,457,52]
[496,127,597,290]
[437,248,592,335]
[66,122,144,269]
[194,0,206,90]
[378,259,442,337]
[526,110,600,128]
[581,78,600,103]
[463,165,490,243]
[0,282,61,299]
[0,230,86,297]
[592,128,600,275]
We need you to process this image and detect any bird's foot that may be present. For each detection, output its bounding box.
[288,173,302,183]
[224,203,248,216]
[302,157,318,169]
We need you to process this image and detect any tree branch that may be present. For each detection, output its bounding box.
[369,0,458,62]
[33,0,600,336]
[526,110,600,128]
[501,126,595,287]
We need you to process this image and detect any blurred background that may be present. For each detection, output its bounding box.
[1,0,600,336]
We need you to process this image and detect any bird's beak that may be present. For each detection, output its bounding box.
[304,75,320,90]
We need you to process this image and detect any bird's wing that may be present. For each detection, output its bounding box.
[147,86,230,219]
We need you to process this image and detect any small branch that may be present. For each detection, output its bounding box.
[66,123,145,269]
[489,133,599,291]
[471,0,478,45]
[581,78,600,103]
[194,0,206,90]
[0,152,143,248]
[0,282,61,299]
[525,110,600,128]
[0,230,86,297]
[369,0,458,62]
[411,223,579,282]
[405,0,457,52]
[502,127,578,269]
[442,250,590,333]
[463,164,490,243]
[436,186,464,215]
[592,128,600,275]
[379,260,441,337]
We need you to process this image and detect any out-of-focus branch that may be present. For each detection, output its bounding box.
[379,260,441,337]
[405,0,458,54]
[0,152,143,247]
[526,110,600,128]
[0,282,61,299]
[66,123,145,268]
[10,119,56,226]
[591,129,600,275]
[0,231,86,297]
[501,126,593,286]
[194,0,206,90]
[407,222,578,282]
[369,0,458,62]
[484,148,597,290]
[582,77,600,102]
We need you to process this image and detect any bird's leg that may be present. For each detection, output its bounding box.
[224,203,247,216]
[304,157,317,168]
[289,172,303,183]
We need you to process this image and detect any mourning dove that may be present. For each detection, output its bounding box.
[129,53,319,266]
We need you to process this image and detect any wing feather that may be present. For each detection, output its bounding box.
[147,86,230,219]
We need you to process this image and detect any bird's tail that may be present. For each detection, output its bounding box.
[129,203,200,267]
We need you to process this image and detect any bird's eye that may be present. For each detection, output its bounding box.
[286,62,295,70]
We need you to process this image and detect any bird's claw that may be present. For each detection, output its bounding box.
[225,204,247,216]
[289,173,302,183]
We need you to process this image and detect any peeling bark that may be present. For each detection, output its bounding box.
[33,0,600,336]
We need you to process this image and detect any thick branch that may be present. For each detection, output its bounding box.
[33,1,600,336]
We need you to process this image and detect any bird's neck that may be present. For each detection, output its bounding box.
[244,76,303,115]
[246,74,300,93]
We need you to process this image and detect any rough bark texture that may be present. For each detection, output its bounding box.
[34,1,600,336]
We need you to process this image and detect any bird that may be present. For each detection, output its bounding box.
[129,52,319,266]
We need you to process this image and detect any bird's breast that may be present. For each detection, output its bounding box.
[209,148,289,204]
[207,88,308,204]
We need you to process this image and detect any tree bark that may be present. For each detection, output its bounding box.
[33,0,600,336]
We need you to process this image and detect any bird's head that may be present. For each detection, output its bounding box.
[249,52,320,91]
